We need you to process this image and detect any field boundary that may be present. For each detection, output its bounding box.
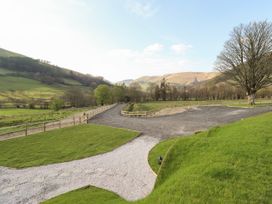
[0,104,117,141]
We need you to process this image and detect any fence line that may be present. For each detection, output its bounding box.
[121,110,155,117]
[0,104,116,141]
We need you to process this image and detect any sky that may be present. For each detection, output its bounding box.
[0,0,272,82]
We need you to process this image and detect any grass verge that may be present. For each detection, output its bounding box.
[44,112,272,203]
[128,99,272,112]
[148,137,178,173]
[0,124,139,168]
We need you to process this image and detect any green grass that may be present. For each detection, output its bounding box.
[130,99,272,112]
[0,107,94,131]
[43,186,128,204]
[0,76,53,91]
[0,124,139,168]
[44,112,272,204]
[0,75,90,103]
[0,67,15,74]
[0,75,63,103]
[148,137,178,173]
[0,108,52,116]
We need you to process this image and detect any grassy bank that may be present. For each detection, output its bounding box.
[128,99,272,112]
[44,112,272,203]
[0,124,139,168]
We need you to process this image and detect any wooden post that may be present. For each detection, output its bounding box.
[43,122,46,132]
[86,115,89,124]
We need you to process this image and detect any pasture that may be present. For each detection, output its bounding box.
[0,107,95,135]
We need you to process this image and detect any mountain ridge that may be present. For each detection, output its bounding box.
[117,72,219,87]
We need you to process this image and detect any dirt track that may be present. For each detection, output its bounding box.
[90,104,272,139]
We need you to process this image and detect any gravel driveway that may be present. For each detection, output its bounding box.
[90,104,272,139]
[0,104,271,204]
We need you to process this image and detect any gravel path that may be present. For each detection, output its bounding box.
[0,104,271,204]
[90,104,272,139]
[0,136,159,204]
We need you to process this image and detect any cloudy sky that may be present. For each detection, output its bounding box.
[1,0,272,82]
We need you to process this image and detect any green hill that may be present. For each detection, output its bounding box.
[0,48,25,58]
[0,48,109,107]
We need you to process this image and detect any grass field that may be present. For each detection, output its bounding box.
[0,124,139,168]
[0,69,86,103]
[44,112,272,204]
[0,75,63,102]
[128,99,272,112]
[0,107,95,134]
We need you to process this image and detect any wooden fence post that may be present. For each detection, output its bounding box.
[86,115,89,124]
[43,122,46,132]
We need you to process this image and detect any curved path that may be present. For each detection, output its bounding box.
[0,104,271,204]
[91,104,272,139]
[0,136,159,204]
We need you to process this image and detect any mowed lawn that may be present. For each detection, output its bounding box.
[44,112,272,204]
[129,99,272,112]
[0,124,139,168]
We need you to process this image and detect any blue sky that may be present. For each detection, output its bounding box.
[1,0,272,82]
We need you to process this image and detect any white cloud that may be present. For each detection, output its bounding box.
[143,43,163,54]
[0,1,206,82]
[126,0,159,17]
[104,44,195,81]
[171,43,192,54]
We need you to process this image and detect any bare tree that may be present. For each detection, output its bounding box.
[216,21,272,104]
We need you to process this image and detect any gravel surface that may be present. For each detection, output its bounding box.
[0,135,159,204]
[90,104,272,139]
[0,104,271,204]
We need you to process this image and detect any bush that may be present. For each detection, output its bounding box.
[127,103,134,111]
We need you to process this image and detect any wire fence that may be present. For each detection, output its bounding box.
[0,104,116,141]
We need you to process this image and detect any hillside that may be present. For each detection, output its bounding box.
[0,48,109,107]
[118,72,219,88]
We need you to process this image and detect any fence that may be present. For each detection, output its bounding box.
[0,104,116,141]
[121,110,155,117]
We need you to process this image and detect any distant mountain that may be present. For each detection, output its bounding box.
[0,48,109,106]
[116,79,134,86]
[118,72,219,89]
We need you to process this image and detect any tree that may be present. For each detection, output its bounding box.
[216,21,272,104]
[154,85,160,101]
[50,98,64,111]
[160,78,167,101]
[64,88,92,107]
[128,82,143,102]
[94,84,111,105]
[111,85,125,103]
